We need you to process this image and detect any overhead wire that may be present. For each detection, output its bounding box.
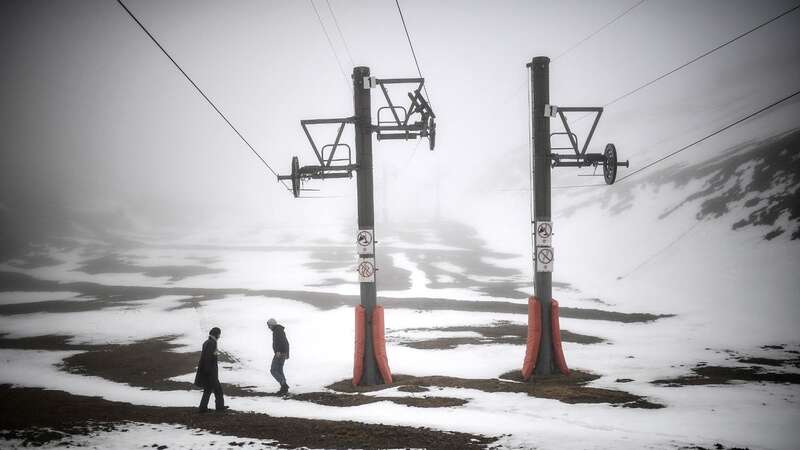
[114,0,290,191]
[499,0,648,107]
[310,0,351,90]
[615,88,800,183]
[550,87,800,189]
[325,0,355,67]
[564,2,800,128]
[599,3,800,112]
[526,1,800,149]
[395,0,432,106]
[543,3,800,187]
[552,0,647,62]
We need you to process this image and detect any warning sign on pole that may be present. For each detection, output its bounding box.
[535,247,553,272]
[356,228,374,255]
[357,257,376,283]
[535,221,552,247]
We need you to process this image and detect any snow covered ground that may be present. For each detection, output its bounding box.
[1,129,799,449]
[0,422,283,450]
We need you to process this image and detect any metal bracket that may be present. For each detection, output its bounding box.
[552,107,603,157]
[277,117,358,197]
[300,117,355,167]
[372,77,436,150]
[546,106,630,184]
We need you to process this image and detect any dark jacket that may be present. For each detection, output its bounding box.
[194,336,219,388]
[271,325,290,358]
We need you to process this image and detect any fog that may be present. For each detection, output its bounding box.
[1,0,799,250]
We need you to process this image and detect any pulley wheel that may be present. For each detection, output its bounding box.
[603,143,618,185]
[291,156,301,198]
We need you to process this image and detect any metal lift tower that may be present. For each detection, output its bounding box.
[279,66,435,385]
[525,56,630,377]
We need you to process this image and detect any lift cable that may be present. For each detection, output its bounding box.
[597,3,800,113]
[553,0,647,62]
[616,88,800,183]
[545,3,800,188]
[395,0,432,107]
[547,2,800,135]
[550,88,800,189]
[500,0,647,107]
[114,0,289,190]
[310,0,351,90]
[325,0,355,67]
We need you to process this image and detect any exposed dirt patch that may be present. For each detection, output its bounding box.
[24,335,467,410]
[291,392,467,408]
[737,356,800,368]
[0,385,495,450]
[561,128,800,241]
[59,336,260,397]
[5,252,63,270]
[398,385,430,393]
[0,271,672,323]
[662,128,800,240]
[328,371,663,409]
[394,321,604,349]
[652,365,800,386]
[0,333,99,351]
[678,444,751,450]
[303,221,527,297]
[77,254,225,282]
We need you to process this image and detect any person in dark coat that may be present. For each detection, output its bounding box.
[194,327,228,412]
[267,318,290,395]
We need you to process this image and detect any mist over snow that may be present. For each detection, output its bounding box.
[1,1,800,449]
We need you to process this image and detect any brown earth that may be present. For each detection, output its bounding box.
[679,444,751,450]
[0,334,470,410]
[0,333,100,351]
[0,385,495,450]
[76,254,225,282]
[59,336,261,398]
[737,356,800,368]
[328,371,663,409]
[0,271,672,323]
[290,392,467,408]
[31,331,657,409]
[395,320,604,349]
[652,365,800,386]
[653,347,800,387]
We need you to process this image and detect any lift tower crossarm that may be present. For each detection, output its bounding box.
[300,117,355,166]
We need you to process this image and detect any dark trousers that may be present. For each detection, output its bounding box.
[270,354,287,386]
[199,379,224,411]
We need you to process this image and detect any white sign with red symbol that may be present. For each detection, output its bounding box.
[356,228,374,255]
[535,221,552,247]
[536,247,553,273]
[357,257,376,283]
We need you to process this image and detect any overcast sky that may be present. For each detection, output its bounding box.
[1,0,798,237]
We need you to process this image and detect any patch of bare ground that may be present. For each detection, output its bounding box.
[1,335,466,409]
[737,356,800,368]
[291,392,467,408]
[395,320,604,349]
[0,385,495,450]
[328,371,663,409]
[0,333,99,351]
[58,336,261,398]
[679,444,751,450]
[76,254,225,282]
[653,365,800,386]
[0,271,673,323]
